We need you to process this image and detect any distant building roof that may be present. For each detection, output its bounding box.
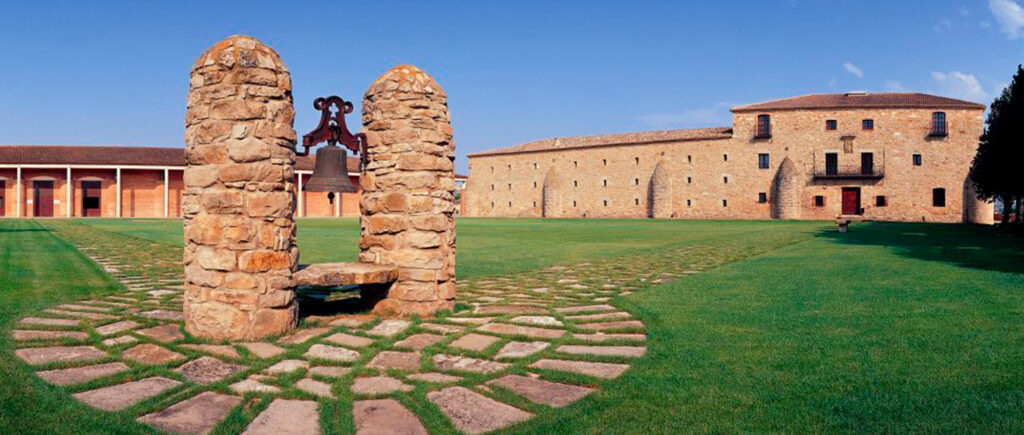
[731,92,986,112]
[0,145,466,178]
[467,127,733,158]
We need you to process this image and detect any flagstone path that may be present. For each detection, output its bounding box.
[11,224,781,434]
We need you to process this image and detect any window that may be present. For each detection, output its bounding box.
[533,201,537,207]
[635,198,640,205]
[933,188,946,207]
[490,166,494,172]
[687,155,692,163]
[758,192,768,203]
[875,196,887,207]
[862,119,874,130]
[490,184,495,191]
[508,183,512,190]
[603,200,608,207]
[490,202,495,208]
[634,178,639,185]
[861,152,874,175]
[603,159,607,166]
[507,164,511,170]
[722,199,728,207]
[756,114,771,138]
[758,153,770,169]
[931,112,947,136]
[825,153,838,176]
[686,200,692,207]
[814,195,825,207]
[687,176,692,184]
[635,157,640,164]
[913,154,922,166]
[508,201,512,207]
[533,181,537,188]
[603,179,608,187]
[573,201,577,207]
[825,119,837,130]
[723,176,729,184]
[533,163,538,169]
[574,180,578,187]
[723,154,728,162]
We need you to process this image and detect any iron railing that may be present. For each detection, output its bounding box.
[812,162,885,179]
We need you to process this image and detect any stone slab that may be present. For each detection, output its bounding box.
[565,312,632,322]
[308,366,351,378]
[294,262,398,286]
[181,344,241,359]
[137,391,241,434]
[45,309,116,320]
[432,354,509,374]
[304,344,360,362]
[447,317,492,325]
[406,372,462,383]
[136,324,185,343]
[242,399,320,435]
[295,378,335,398]
[278,327,330,345]
[448,333,499,351]
[351,376,413,395]
[95,320,140,336]
[366,320,411,337]
[487,375,594,407]
[323,332,374,348]
[427,386,533,434]
[175,356,246,385]
[12,330,88,341]
[15,345,107,365]
[137,310,184,321]
[74,377,181,411]
[475,305,546,315]
[366,351,420,371]
[393,333,444,350]
[123,343,185,365]
[572,333,647,342]
[510,316,563,327]
[529,359,630,379]
[19,317,79,327]
[102,335,138,346]
[557,345,647,358]
[554,304,616,314]
[229,379,281,394]
[265,359,309,375]
[476,323,566,339]
[37,362,130,386]
[577,320,644,331]
[495,341,550,360]
[419,323,464,334]
[353,399,427,435]
[241,342,286,359]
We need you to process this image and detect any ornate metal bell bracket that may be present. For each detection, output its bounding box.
[297,96,367,168]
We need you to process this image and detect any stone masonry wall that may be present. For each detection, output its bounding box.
[360,65,457,317]
[465,107,989,224]
[182,35,299,340]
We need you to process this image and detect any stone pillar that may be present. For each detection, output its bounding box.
[964,176,995,225]
[360,65,456,317]
[771,156,802,220]
[182,35,299,340]
[648,159,673,219]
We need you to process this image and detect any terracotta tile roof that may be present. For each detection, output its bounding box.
[0,145,466,178]
[731,92,986,112]
[467,127,733,157]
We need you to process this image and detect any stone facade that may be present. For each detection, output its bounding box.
[359,65,457,317]
[182,35,299,340]
[465,95,995,224]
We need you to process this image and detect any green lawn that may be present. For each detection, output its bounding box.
[2,218,1023,433]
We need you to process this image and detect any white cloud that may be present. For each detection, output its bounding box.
[637,102,733,129]
[843,62,864,78]
[931,71,988,101]
[884,80,909,92]
[989,0,1024,38]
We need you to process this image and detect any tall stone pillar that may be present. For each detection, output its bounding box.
[771,156,802,220]
[541,168,565,218]
[648,159,673,219]
[964,176,995,225]
[183,35,299,340]
[360,65,456,317]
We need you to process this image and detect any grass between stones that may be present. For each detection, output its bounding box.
[2,218,1023,433]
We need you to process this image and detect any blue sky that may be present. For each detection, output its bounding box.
[1,0,1022,173]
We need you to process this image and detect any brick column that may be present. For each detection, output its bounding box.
[183,35,299,340]
[360,65,456,317]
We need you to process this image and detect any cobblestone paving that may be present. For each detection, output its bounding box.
[14,223,800,433]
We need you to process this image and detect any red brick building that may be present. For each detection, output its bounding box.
[0,145,464,218]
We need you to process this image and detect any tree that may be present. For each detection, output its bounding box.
[971,65,1024,225]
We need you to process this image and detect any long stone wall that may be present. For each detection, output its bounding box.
[466,107,991,224]
[182,35,299,340]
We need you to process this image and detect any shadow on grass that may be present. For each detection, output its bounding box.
[0,228,52,233]
[817,221,1024,274]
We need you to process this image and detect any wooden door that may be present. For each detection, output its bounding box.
[82,180,102,217]
[825,153,838,175]
[841,187,860,215]
[0,180,5,217]
[860,152,874,175]
[34,180,54,217]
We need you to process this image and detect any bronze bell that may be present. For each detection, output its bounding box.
[304,145,359,193]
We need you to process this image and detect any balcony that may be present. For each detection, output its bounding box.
[812,162,884,180]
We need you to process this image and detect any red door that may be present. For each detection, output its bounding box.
[841,187,861,215]
[0,180,5,216]
[82,180,102,217]
[34,180,54,217]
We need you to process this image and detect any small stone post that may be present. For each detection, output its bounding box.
[183,35,299,340]
[360,65,456,317]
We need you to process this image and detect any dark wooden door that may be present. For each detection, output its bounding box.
[825,153,838,175]
[861,152,874,175]
[0,180,5,217]
[82,180,102,217]
[34,180,54,217]
[841,187,861,215]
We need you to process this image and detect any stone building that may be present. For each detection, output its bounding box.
[463,92,994,224]
[0,146,464,218]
